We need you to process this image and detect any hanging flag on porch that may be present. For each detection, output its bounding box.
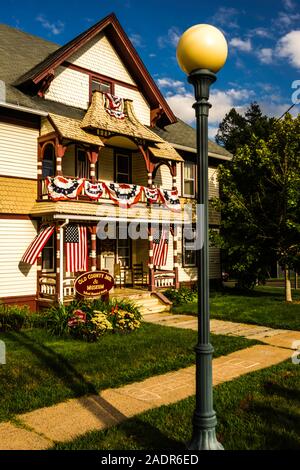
[65,225,88,273]
[159,188,181,212]
[84,181,106,201]
[105,183,143,208]
[103,93,125,119]
[46,176,85,201]
[143,187,161,204]
[153,227,169,266]
[21,225,55,265]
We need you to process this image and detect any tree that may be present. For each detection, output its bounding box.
[216,102,275,154]
[213,113,300,301]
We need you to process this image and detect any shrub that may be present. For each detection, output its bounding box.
[44,304,71,337]
[0,304,30,332]
[164,287,197,306]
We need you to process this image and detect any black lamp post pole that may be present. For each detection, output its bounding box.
[187,69,223,450]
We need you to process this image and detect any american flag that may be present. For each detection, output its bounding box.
[21,225,55,265]
[65,225,88,273]
[153,227,169,266]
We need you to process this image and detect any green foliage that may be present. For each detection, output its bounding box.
[44,304,71,337]
[164,287,197,306]
[214,113,300,290]
[0,304,31,332]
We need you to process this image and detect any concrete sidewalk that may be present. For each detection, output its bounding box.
[0,342,293,450]
[144,313,300,349]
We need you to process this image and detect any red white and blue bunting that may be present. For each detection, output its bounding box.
[160,189,181,212]
[105,183,143,208]
[46,176,85,201]
[103,93,125,119]
[45,177,181,211]
[143,187,161,204]
[84,181,105,201]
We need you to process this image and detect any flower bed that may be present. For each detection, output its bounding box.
[44,298,141,341]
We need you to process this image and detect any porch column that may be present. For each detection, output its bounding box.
[55,142,67,176]
[55,225,61,303]
[36,220,42,301]
[90,226,97,271]
[173,224,180,289]
[171,162,177,190]
[37,143,43,199]
[148,231,155,291]
[87,148,99,183]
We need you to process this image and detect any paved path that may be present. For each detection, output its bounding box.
[0,342,294,450]
[144,313,300,349]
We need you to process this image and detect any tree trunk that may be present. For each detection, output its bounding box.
[284,266,292,302]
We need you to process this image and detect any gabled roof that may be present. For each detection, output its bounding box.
[13,13,176,126]
[153,118,232,160]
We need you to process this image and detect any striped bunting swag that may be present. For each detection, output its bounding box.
[65,225,88,273]
[153,226,169,267]
[21,225,55,265]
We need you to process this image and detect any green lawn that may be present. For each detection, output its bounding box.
[172,286,300,330]
[0,324,257,422]
[53,360,300,450]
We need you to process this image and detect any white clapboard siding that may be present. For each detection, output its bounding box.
[208,167,219,199]
[69,33,136,86]
[153,164,173,189]
[45,66,90,109]
[98,147,114,182]
[115,85,150,126]
[0,122,38,178]
[0,219,37,297]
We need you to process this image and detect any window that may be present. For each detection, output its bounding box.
[76,148,90,179]
[42,144,55,177]
[42,233,55,271]
[91,79,111,94]
[183,162,196,197]
[115,153,131,183]
[183,226,197,267]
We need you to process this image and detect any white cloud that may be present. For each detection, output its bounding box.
[229,37,252,52]
[282,0,296,10]
[129,33,143,48]
[36,14,64,35]
[157,77,186,94]
[257,48,273,64]
[211,7,240,30]
[166,92,195,124]
[277,30,300,68]
[247,27,273,39]
[157,27,181,48]
[208,126,219,139]
[149,53,156,58]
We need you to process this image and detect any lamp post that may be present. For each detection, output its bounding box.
[176,24,228,450]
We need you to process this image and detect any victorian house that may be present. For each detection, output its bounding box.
[0,13,231,311]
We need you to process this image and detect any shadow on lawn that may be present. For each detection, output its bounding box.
[7,330,128,424]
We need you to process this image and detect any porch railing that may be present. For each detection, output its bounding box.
[39,274,76,300]
[154,270,175,288]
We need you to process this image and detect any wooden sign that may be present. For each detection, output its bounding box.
[74,271,114,297]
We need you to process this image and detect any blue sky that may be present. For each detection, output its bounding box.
[2,0,300,137]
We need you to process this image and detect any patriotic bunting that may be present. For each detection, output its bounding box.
[105,183,143,208]
[84,181,105,201]
[103,93,125,119]
[21,225,55,265]
[160,189,181,212]
[143,187,161,204]
[46,176,85,201]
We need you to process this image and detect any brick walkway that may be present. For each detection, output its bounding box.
[0,340,294,450]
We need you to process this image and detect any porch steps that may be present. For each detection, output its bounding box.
[111,290,171,316]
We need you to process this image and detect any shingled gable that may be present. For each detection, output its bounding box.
[14,12,176,127]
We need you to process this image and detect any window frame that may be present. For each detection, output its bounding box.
[42,232,55,273]
[114,151,132,184]
[182,161,196,198]
[182,225,197,268]
[90,76,113,100]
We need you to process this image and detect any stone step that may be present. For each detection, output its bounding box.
[141,306,170,315]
